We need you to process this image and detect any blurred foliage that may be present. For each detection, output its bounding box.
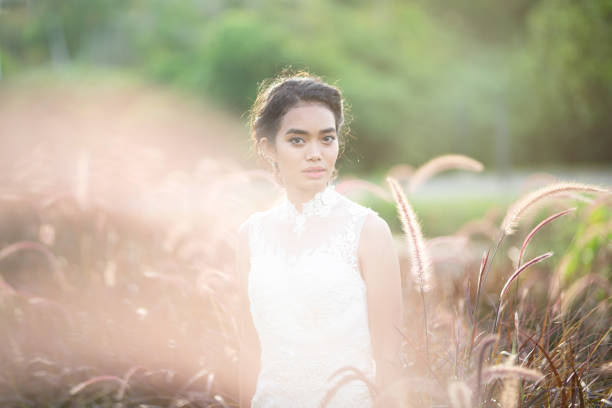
[1,0,611,171]
[558,201,612,283]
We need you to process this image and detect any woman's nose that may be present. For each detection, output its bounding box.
[306,143,322,161]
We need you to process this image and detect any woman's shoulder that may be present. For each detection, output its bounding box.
[337,193,391,236]
[355,203,394,259]
[335,193,392,247]
[360,211,391,238]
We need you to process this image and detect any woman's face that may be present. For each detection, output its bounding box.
[261,102,339,192]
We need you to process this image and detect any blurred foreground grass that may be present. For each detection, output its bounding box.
[0,80,611,407]
[3,145,610,406]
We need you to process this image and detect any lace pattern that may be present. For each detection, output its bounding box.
[279,184,341,236]
[241,185,379,408]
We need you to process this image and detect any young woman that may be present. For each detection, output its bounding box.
[236,71,404,407]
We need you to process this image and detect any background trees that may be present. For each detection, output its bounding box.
[1,0,611,172]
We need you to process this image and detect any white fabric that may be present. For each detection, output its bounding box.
[239,183,379,408]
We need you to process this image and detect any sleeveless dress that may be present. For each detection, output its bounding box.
[239,183,379,408]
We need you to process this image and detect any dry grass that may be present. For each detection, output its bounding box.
[387,177,432,293]
[501,181,611,235]
[0,143,611,407]
[408,154,484,194]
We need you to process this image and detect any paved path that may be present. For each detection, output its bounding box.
[410,166,612,200]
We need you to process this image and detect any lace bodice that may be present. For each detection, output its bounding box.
[239,184,379,408]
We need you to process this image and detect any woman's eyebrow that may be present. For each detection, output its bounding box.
[284,127,336,136]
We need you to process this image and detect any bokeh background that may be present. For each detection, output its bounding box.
[1,1,611,407]
[3,0,612,169]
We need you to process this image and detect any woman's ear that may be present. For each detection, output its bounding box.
[259,137,277,163]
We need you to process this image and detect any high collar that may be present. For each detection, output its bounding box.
[282,184,339,216]
[280,184,340,235]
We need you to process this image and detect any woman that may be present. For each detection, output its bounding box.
[236,71,404,407]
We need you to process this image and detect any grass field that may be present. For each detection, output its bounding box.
[0,147,610,407]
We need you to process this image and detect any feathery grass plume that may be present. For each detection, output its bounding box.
[321,365,378,407]
[115,366,145,400]
[385,163,415,183]
[70,375,127,395]
[476,249,489,299]
[501,181,611,235]
[500,354,520,408]
[481,365,544,383]
[409,154,484,193]
[386,177,432,292]
[387,176,432,371]
[447,381,472,408]
[335,178,392,202]
[519,172,598,204]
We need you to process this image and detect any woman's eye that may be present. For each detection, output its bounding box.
[289,137,305,145]
[323,135,336,143]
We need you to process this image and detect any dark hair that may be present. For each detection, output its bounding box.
[248,69,351,164]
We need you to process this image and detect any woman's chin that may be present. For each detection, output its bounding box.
[293,177,328,191]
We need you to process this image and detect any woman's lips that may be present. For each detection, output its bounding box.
[303,169,326,179]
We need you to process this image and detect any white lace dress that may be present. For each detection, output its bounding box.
[239,184,379,408]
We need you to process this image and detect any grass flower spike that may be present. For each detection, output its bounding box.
[387,176,432,292]
[409,154,484,193]
[501,181,610,235]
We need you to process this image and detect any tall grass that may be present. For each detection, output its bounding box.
[0,145,611,407]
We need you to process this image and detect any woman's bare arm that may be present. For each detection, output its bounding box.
[358,214,404,391]
[236,223,261,407]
